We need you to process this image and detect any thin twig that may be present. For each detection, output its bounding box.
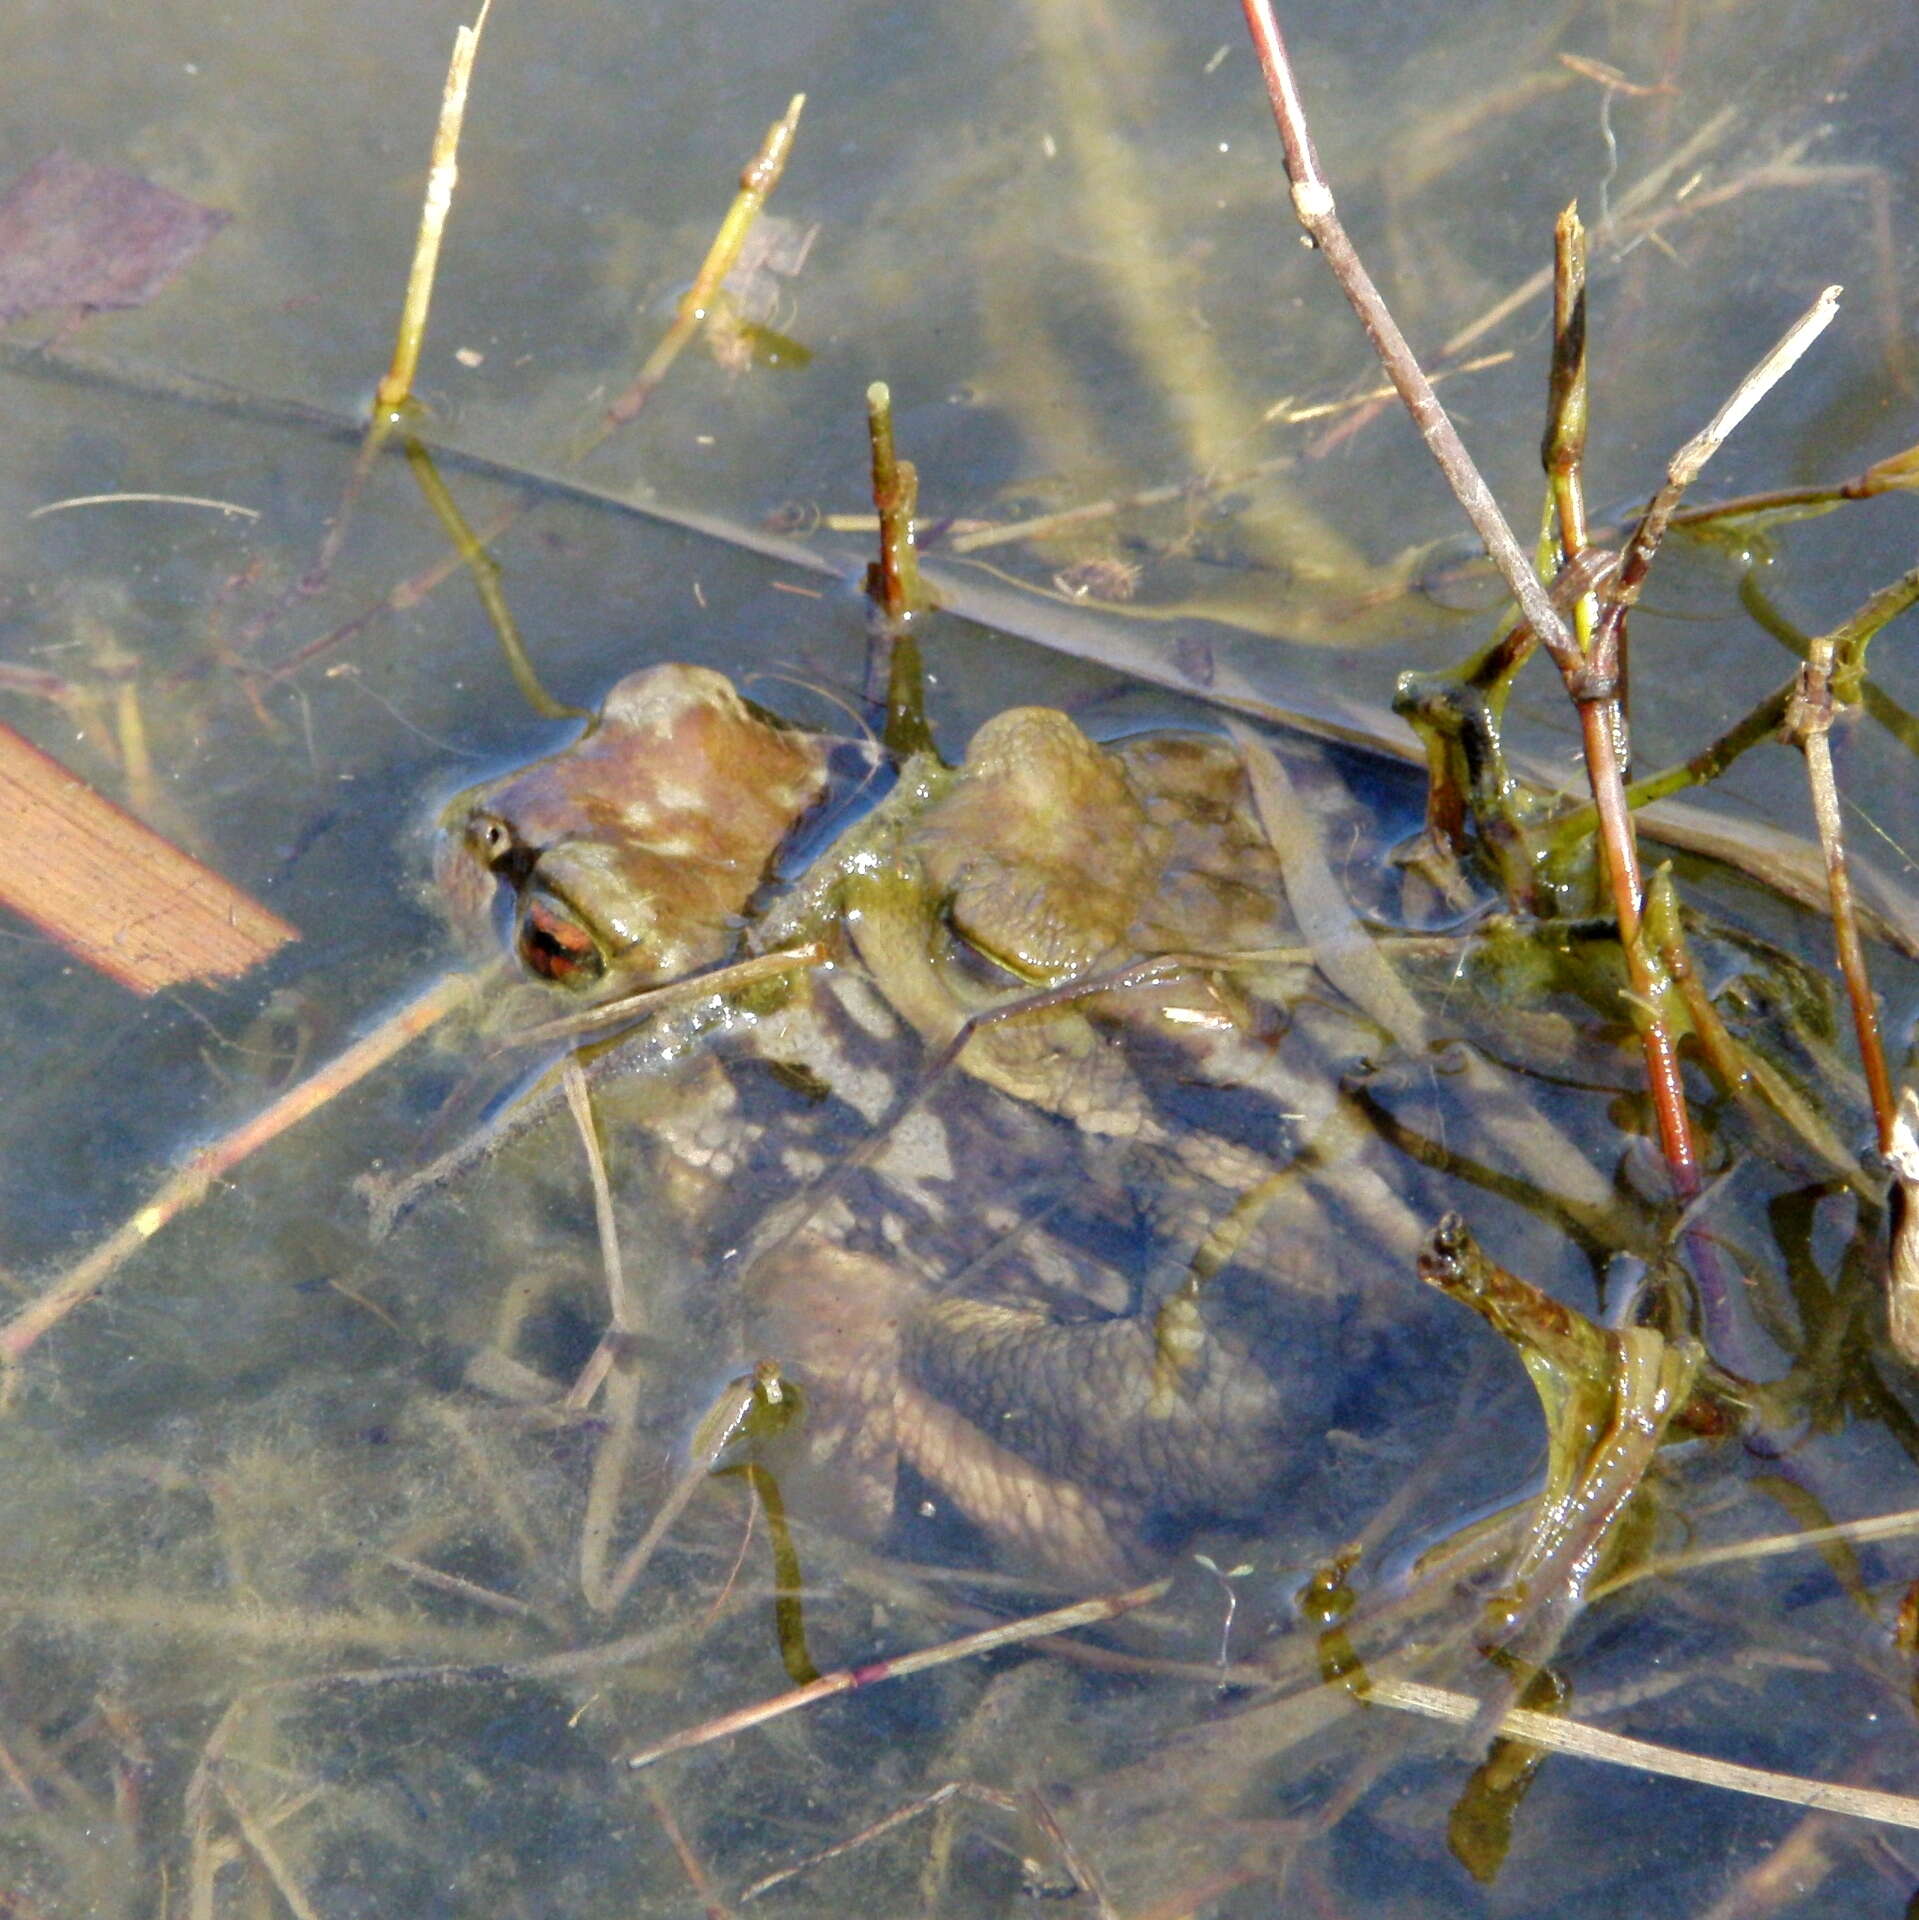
[1592,285,1842,663]
[738,1782,1024,1905]
[624,1578,1170,1769]
[926,353,1512,557]
[1671,435,1919,529]
[571,1052,645,1613]
[598,1373,757,1611]
[0,969,476,1373]
[1789,638,1898,1156]
[643,1776,737,1920]
[1623,1499,1919,1583]
[561,1060,636,1336]
[383,1554,557,1627]
[218,1781,326,1920]
[402,435,586,720]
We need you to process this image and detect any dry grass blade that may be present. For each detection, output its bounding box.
[561,1059,635,1337]
[28,490,258,521]
[376,0,493,413]
[0,721,297,994]
[1371,1675,1919,1835]
[1627,1498,1919,1582]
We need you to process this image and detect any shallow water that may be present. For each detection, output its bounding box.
[2,0,1919,1914]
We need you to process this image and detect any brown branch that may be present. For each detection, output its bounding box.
[1238,0,1577,670]
[1238,2,1709,1201]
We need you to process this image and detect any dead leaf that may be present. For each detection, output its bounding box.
[0,150,228,324]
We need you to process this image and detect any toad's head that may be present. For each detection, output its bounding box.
[436,663,828,991]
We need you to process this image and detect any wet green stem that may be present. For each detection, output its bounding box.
[584,93,805,446]
[402,436,588,722]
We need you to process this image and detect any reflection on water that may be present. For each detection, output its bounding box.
[1,0,1918,1913]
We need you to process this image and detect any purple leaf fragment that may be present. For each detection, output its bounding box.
[0,150,229,325]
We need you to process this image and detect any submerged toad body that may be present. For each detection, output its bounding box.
[440,664,1432,1581]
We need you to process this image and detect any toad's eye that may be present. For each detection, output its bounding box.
[468,814,515,869]
[517,892,606,987]
[468,813,541,891]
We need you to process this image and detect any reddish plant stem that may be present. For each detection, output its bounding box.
[1576,695,1699,1195]
[1535,208,1698,1194]
[864,379,924,624]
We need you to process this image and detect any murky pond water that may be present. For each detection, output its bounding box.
[2,0,1918,1914]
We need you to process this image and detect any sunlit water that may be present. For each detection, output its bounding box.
[1,0,1917,1914]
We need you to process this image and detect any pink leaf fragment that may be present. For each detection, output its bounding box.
[0,150,229,324]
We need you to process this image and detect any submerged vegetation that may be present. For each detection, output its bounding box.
[1,0,1918,1915]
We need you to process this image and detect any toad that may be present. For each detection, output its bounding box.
[438,663,1433,1582]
